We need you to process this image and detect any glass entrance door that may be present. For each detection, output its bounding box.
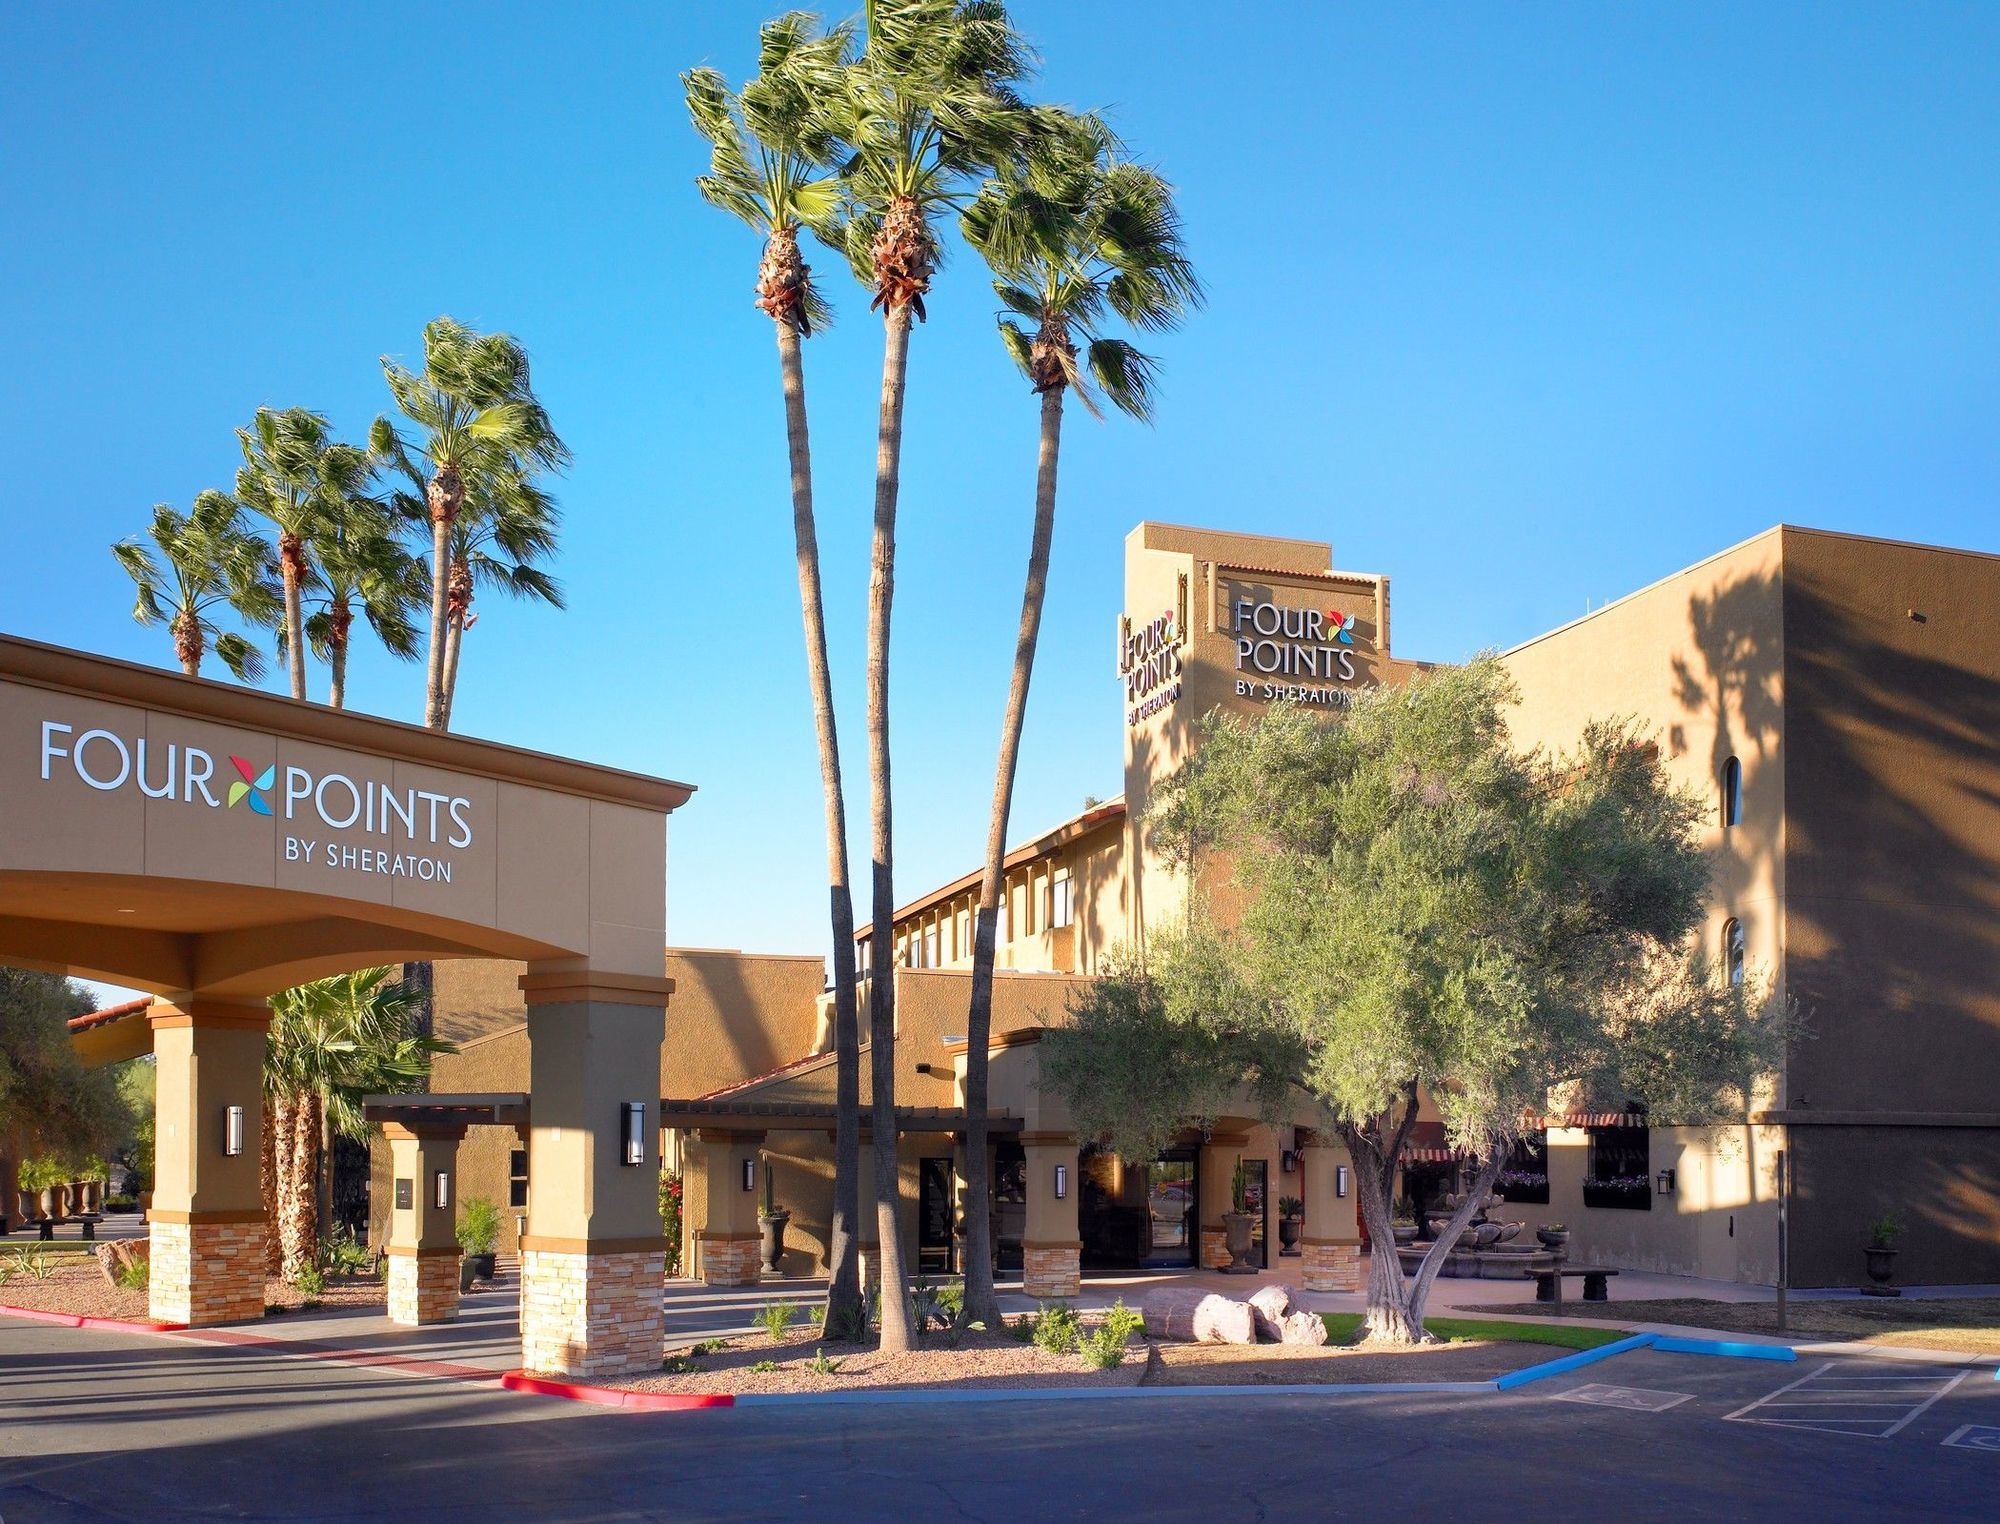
[918,1156,955,1276]
[1078,1146,1197,1271]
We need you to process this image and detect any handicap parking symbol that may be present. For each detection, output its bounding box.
[1940,1425,2000,1452]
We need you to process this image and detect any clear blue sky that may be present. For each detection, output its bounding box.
[3,3,1995,967]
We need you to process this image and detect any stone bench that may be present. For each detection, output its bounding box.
[1526,1266,1619,1306]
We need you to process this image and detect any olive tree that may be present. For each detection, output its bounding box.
[1041,658,1785,1343]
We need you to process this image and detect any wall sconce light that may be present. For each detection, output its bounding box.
[1280,1149,1298,1174]
[1054,1164,1069,1200]
[1335,1165,1350,1199]
[1656,1168,1677,1196]
[433,1170,450,1210]
[742,1156,757,1192]
[223,1105,245,1157]
[621,1102,647,1167]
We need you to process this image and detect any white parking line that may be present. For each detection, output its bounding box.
[1724,1361,1971,1440]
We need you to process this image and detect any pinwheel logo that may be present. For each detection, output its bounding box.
[1324,609,1355,645]
[227,756,275,816]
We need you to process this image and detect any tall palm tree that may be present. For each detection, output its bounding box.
[830,0,1032,1354]
[300,487,426,710]
[954,112,1201,1325]
[684,13,874,1337]
[112,493,279,681]
[235,407,371,702]
[371,317,569,731]
[264,969,450,1278]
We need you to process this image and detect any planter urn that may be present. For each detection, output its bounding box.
[1391,1223,1418,1246]
[459,1251,498,1292]
[38,1186,60,1222]
[759,1210,791,1274]
[1222,1211,1257,1274]
[1536,1227,1571,1251]
[1277,1215,1303,1256]
[1862,1245,1901,1297]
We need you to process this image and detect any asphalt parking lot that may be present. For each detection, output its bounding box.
[2,1321,1996,1522]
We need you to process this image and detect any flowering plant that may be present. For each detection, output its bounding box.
[659,1169,685,1277]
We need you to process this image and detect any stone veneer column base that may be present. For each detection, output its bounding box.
[1199,1227,1230,1271]
[698,1233,761,1287]
[1301,1239,1362,1291]
[1023,1241,1081,1299]
[148,1218,268,1326]
[520,1248,665,1379]
[387,1250,462,1325]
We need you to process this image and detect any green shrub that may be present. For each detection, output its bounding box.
[103,1195,138,1214]
[750,1359,780,1374]
[753,1302,798,1341]
[804,1347,843,1376]
[1081,1300,1143,1370]
[115,1257,149,1292]
[661,1355,698,1375]
[1029,1300,1081,1356]
[910,1277,965,1336]
[808,1302,827,1331]
[689,1338,729,1357]
[5,1247,55,1281]
[455,1197,501,1256]
[292,1263,326,1300]
[659,1170,684,1277]
[320,1229,374,1277]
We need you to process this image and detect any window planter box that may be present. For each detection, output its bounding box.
[1582,1178,1652,1211]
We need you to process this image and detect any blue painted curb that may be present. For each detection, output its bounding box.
[1492,1333,1655,1390]
[1649,1335,1796,1362]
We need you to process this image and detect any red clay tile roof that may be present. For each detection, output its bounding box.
[66,997,153,1033]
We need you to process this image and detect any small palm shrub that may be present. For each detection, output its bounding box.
[754,1302,798,1341]
[455,1197,501,1257]
[115,1257,150,1292]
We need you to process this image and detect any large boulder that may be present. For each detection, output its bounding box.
[1248,1284,1291,1341]
[94,1237,148,1287]
[1138,1287,1257,1344]
[1280,1310,1330,1346]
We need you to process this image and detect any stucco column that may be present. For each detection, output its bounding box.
[1300,1136,1362,1292]
[1021,1132,1080,1298]
[382,1123,465,1325]
[694,1129,764,1287]
[147,1000,269,1326]
[516,967,673,1379]
[1198,1134,1249,1271]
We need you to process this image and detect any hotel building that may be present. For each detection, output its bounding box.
[398,520,2000,1293]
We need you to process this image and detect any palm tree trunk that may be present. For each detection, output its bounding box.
[279,537,307,702]
[775,318,866,1336]
[868,303,917,1355]
[171,610,203,678]
[961,386,1065,1327]
[438,612,464,730]
[423,490,453,730]
[316,1097,334,1251]
[280,1092,318,1280]
[328,631,348,710]
[262,1092,285,1275]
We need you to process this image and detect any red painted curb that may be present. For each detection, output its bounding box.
[79,1315,187,1334]
[501,1370,735,1411]
[0,1303,84,1328]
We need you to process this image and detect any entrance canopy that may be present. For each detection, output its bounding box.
[0,634,692,999]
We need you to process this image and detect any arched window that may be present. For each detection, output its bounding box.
[1724,918,1746,987]
[1721,756,1742,829]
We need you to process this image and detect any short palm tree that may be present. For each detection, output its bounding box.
[431,465,564,729]
[372,317,569,731]
[112,493,279,681]
[300,488,426,710]
[830,0,1032,1357]
[953,111,1200,1325]
[264,969,451,1278]
[234,407,372,701]
[685,12,874,1338]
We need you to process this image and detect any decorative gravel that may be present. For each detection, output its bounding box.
[1145,1336,1556,1385]
[610,1324,1148,1396]
[0,1254,385,1321]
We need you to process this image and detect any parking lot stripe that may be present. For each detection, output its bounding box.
[1723,1360,1971,1440]
[1878,1370,1969,1438]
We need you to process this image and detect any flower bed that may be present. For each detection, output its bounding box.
[0,1254,385,1322]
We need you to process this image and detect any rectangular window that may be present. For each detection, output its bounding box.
[1584,1122,1651,1211]
[508,1148,529,1209]
[1051,873,1075,930]
[923,926,938,968]
[1497,1132,1550,1205]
